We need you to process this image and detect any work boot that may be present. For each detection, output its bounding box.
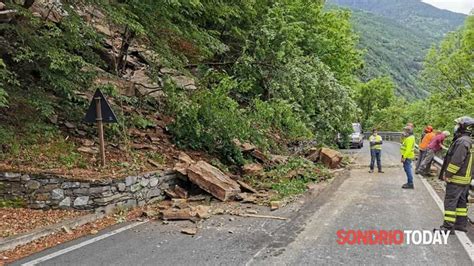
[369,170,374,173]
[378,170,384,173]
[433,226,455,235]
[402,183,414,189]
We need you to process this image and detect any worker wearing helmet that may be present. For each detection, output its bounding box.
[437,116,474,233]
[416,126,435,174]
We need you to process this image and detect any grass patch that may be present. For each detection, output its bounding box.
[145,151,166,165]
[0,197,26,208]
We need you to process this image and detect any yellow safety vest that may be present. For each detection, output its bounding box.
[369,135,382,150]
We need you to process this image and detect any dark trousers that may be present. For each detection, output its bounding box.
[370,149,382,171]
[415,149,427,172]
[442,183,469,230]
[419,148,435,175]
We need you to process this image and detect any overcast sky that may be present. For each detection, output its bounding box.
[422,0,473,14]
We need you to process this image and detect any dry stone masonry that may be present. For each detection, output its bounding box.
[0,170,178,211]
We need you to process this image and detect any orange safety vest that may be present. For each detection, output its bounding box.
[420,132,435,150]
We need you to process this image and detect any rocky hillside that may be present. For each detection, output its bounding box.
[0,0,361,201]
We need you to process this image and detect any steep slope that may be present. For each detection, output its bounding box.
[327,0,466,99]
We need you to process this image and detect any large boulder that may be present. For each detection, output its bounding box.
[319,148,343,169]
[186,161,241,201]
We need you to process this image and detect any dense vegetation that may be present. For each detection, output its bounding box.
[0,0,471,172]
[328,0,466,99]
[368,15,474,135]
[0,0,362,168]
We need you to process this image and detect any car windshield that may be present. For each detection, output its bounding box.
[352,124,361,133]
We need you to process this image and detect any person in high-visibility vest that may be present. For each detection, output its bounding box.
[369,128,383,173]
[437,116,474,233]
[401,126,416,189]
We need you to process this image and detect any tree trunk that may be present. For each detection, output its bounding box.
[116,26,135,76]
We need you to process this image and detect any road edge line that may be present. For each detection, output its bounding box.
[21,220,147,266]
[419,176,474,261]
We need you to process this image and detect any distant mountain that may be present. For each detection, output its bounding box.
[327,0,466,99]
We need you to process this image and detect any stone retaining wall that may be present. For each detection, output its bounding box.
[0,170,179,211]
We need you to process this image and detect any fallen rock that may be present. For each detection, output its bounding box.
[30,0,68,23]
[64,122,75,129]
[171,198,188,209]
[173,152,196,176]
[213,208,225,215]
[62,225,73,235]
[171,75,196,90]
[242,163,263,176]
[174,185,188,199]
[131,143,157,150]
[164,189,179,199]
[241,143,256,152]
[181,227,197,235]
[178,152,195,165]
[147,159,161,167]
[237,180,258,193]
[270,201,282,211]
[78,146,99,154]
[141,210,159,218]
[270,155,289,165]
[161,208,196,220]
[194,205,211,219]
[320,148,342,169]
[306,148,320,162]
[250,150,271,165]
[240,193,257,204]
[82,139,95,147]
[160,67,179,75]
[246,209,258,214]
[187,161,241,201]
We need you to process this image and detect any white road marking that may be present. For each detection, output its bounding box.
[419,176,474,262]
[21,221,148,266]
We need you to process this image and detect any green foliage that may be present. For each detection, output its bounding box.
[249,99,313,141]
[354,76,395,129]
[267,56,358,142]
[146,151,166,165]
[0,197,26,208]
[249,157,332,199]
[131,115,156,129]
[0,58,17,108]
[328,0,466,99]
[369,16,474,134]
[421,15,473,96]
[168,77,252,164]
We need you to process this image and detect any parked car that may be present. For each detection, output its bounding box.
[337,123,364,149]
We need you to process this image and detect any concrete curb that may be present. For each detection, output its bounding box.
[0,212,105,252]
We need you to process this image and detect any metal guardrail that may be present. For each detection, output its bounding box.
[363,131,403,142]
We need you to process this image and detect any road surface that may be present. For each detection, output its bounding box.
[14,141,473,265]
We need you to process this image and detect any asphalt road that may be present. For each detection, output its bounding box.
[14,141,473,265]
